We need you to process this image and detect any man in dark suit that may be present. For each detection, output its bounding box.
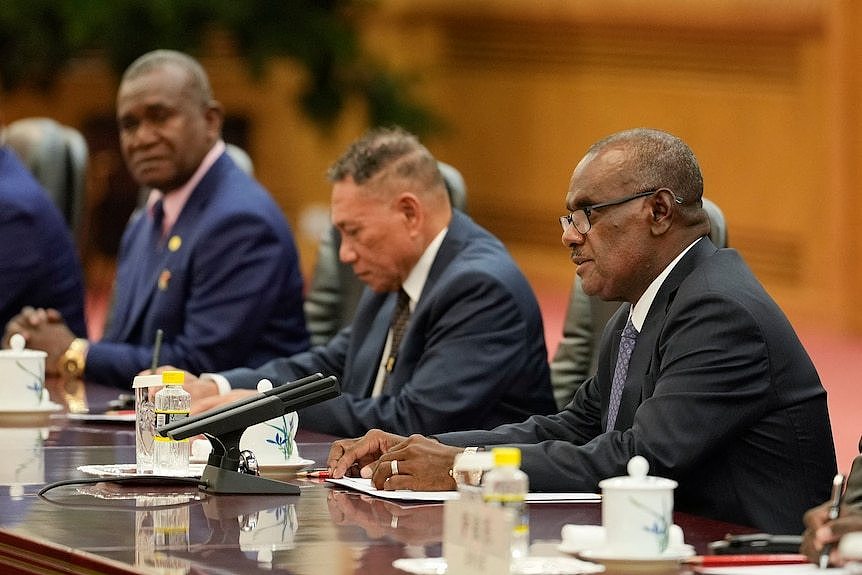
[0,143,86,337]
[185,126,556,437]
[327,128,836,533]
[4,50,309,387]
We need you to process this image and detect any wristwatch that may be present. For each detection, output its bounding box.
[60,338,89,379]
[450,447,485,487]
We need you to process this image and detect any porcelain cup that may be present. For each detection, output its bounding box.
[598,455,678,557]
[0,334,48,410]
[239,411,300,468]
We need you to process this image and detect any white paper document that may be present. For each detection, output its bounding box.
[326,476,600,503]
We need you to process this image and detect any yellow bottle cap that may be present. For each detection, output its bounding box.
[492,447,521,467]
[161,370,184,385]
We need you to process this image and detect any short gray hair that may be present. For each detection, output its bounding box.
[121,49,214,108]
[327,126,444,194]
[589,128,704,204]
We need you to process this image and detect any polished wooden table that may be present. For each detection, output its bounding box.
[0,383,759,574]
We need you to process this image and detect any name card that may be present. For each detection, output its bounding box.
[443,490,512,575]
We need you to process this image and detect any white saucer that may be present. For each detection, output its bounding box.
[257,457,314,473]
[0,402,63,425]
[189,452,314,473]
[577,545,695,571]
[78,463,207,479]
[391,557,447,575]
[67,412,135,423]
[392,556,606,574]
[0,402,62,413]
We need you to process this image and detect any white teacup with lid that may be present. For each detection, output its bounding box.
[238,379,301,468]
[598,455,678,557]
[1,333,48,410]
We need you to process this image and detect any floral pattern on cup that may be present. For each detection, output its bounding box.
[630,496,671,553]
[264,414,296,461]
[16,359,45,403]
[239,411,300,466]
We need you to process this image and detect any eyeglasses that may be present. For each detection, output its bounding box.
[559,188,681,234]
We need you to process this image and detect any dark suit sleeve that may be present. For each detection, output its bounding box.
[219,328,352,391]
[440,289,795,492]
[86,210,298,384]
[0,190,86,337]
[298,270,549,437]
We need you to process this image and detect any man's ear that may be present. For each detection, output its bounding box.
[205,101,225,137]
[396,193,423,229]
[649,190,675,233]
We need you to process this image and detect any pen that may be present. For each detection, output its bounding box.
[820,472,846,569]
[151,328,164,371]
[295,468,331,478]
[687,554,809,567]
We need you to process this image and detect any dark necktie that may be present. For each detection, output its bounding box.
[606,316,638,432]
[151,198,165,242]
[383,289,411,388]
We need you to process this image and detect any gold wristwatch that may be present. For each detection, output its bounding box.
[60,338,89,379]
[450,447,486,487]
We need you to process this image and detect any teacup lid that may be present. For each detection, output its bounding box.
[598,455,678,490]
[0,333,47,359]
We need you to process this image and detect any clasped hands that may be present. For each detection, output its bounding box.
[327,429,463,491]
[3,306,75,375]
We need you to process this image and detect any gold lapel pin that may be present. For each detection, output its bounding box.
[158,269,172,291]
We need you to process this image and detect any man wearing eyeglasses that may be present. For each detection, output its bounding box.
[327,127,837,534]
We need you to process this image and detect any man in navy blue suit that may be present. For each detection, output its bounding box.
[5,50,309,388]
[184,127,556,437]
[0,134,86,338]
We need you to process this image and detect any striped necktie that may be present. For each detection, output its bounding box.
[383,289,411,389]
[606,316,638,432]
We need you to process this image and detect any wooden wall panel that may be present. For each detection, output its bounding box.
[3,0,860,333]
[377,1,849,332]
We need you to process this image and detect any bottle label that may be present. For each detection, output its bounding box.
[155,411,189,428]
[483,493,526,504]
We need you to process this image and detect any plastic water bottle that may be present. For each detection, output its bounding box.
[152,370,190,476]
[482,447,530,561]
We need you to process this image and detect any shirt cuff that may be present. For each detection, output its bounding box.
[201,372,231,396]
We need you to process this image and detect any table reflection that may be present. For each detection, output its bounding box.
[0,411,761,574]
[327,488,443,548]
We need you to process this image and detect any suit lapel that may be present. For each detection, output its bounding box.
[351,293,396,398]
[115,228,167,342]
[112,159,223,342]
[612,237,719,430]
[350,214,473,397]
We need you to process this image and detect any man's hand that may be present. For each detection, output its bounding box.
[327,429,409,479]
[801,502,862,566]
[4,307,74,374]
[4,306,64,344]
[193,389,255,414]
[369,434,462,491]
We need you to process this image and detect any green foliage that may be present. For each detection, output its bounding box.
[0,0,441,135]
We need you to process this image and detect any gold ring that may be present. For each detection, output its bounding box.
[390,459,399,475]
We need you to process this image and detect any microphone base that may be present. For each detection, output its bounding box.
[199,464,300,495]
